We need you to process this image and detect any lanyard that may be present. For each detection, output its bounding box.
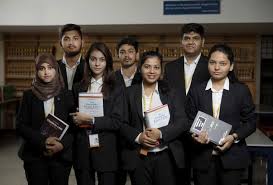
[142,91,154,112]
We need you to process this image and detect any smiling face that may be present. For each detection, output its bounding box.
[208,51,234,82]
[89,49,107,79]
[60,30,82,57]
[181,31,204,57]
[141,56,161,85]
[37,63,56,83]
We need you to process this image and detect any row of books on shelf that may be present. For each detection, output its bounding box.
[235,63,255,81]
[7,44,255,62]
[6,46,53,59]
[6,62,35,79]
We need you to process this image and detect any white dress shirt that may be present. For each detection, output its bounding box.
[44,97,55,117]
[121,67,137,87]
[88,77,103,93]
[62,56,81,90]
[184,53,201,95]
[205,77,230,119]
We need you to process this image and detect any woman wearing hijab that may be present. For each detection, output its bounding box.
[16,53,74,185]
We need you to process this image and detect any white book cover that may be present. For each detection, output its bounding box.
[144,104,170,128]
[41,113,69,140]
[190,111,232,145]
[78,92,104,117]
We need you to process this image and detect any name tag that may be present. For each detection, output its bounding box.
[87,133,100,148]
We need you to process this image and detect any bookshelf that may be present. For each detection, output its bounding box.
[260,36,273,106]
[4,34,257,100]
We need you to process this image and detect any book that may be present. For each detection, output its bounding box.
[40,113,69,140]
[190,111,232,145]
[144,104,170,128]
[78,93,104,117]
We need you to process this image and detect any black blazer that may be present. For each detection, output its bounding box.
[58,57,85,90]
[72,82,125,172]
[16,90,74,162]
[164,55,210,103]
[114,69,142,89]
[185,81,256,170]
[120,82,190,170]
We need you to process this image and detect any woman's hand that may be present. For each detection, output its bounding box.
[139,131,158,148]
[70,112,93,126]
[216,135,234,152]
[192,131,209,144]
[44,137,64,156]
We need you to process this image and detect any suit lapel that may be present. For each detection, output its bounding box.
[175,59,186,95]
[191,55,206,87]
[54,94,62,117]
[116,70,126,88]
[59,62,68,89]
[132,71,142,85]
[134,85,144,122]
[204,89,213,116]
[73,58,85,84]
[159,88,168,106]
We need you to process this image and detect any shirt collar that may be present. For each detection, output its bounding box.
[62,55,81,66]
[91,77,103,85]
[120,67,137,80]
[205,77,230,91]
[184,53,201,65]
[142,82,159,95]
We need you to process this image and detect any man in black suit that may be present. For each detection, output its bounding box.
[115,36,142,185]
[164,23,210,185]
[57,24,85,185]
[58,24,85,90]
[115,36,142,89]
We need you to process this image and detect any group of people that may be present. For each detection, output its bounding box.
[16,23,256,185]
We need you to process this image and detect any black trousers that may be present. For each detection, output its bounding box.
[193,155,243,185]
[23,159,72,185]
[129,149,176,185]
[177,136,192,185]
[116,169,127,185]
[75,169,116,185]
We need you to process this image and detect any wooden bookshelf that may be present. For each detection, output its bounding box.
[4,34,257,100]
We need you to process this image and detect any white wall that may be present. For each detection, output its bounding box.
[0,34,4,86]
[0,0,272,26]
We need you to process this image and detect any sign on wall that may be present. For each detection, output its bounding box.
[163,0,220,15]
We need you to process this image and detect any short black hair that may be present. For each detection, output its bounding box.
[181,23,205,38]
[59,24,82,39]
[116,36,139,52]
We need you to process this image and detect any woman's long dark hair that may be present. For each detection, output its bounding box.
[208,44,239,83]
[82,42,115,97]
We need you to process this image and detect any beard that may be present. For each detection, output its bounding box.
[64,49,81,57]
[121,60,136,69]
